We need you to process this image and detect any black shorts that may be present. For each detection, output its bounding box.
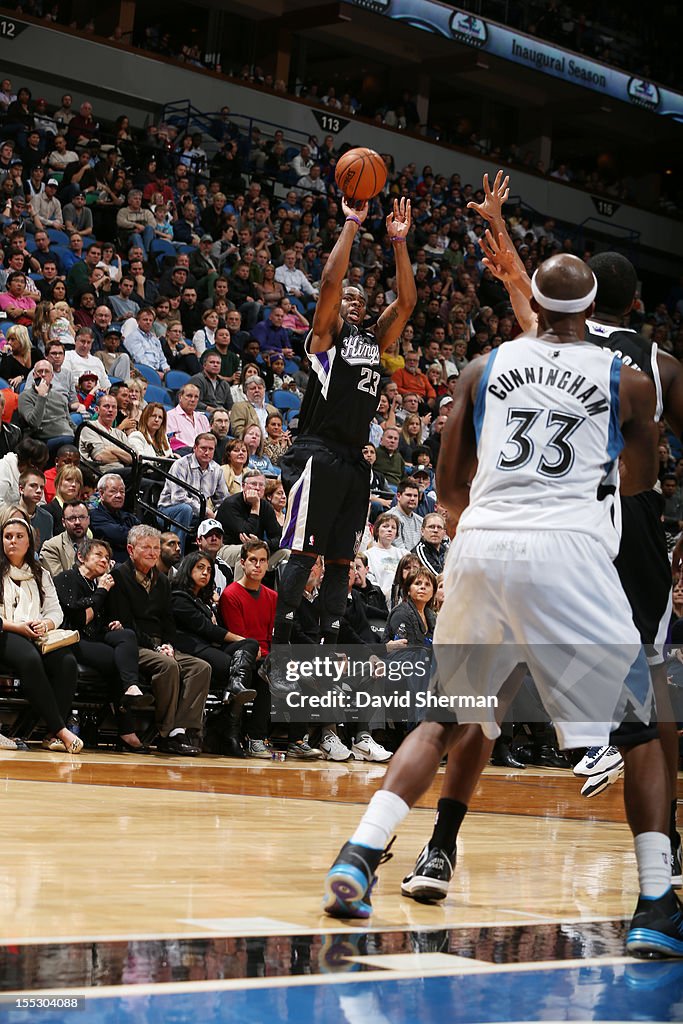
[279,435,370,561]
[615,492,671,662]
[610,718,659,749]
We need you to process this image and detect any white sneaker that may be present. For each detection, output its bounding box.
[580,764,623,797]
[319,730,352,762]
[352,733,392,762]
[573,745,623,777]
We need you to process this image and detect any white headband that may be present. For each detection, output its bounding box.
[531,269,597,313]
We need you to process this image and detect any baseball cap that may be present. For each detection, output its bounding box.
[200,233,213,242]
[439,395,453,409]
[78,371,99,382]
[46,178,59,187]
[103,326,122,337]
[197,518,224,539]
[412,467,431,479]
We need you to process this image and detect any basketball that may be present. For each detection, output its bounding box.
[335,147,387,202]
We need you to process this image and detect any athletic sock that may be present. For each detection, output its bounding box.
[670,799,680,847]
[272,554,315,644]
[318,562,350,645]
[430,798,467,855]
[350,790,410,850]
[634,831,672,898]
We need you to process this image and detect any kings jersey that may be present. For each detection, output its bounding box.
[298,320,382,448]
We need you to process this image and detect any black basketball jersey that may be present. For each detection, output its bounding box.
[586,319,663,420]
[298,320,382,448]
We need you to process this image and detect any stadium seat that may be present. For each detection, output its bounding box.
[150,239,176,259]
[144,384,173,409]
[135,364,163,386]
[271,389,301,426]
[46,229,69,246]
[165,370,191,392]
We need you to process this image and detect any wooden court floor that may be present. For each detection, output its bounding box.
[0,748,681,1023]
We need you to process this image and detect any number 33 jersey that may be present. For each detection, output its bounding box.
[298,321,382,448]
[460,336,624,557]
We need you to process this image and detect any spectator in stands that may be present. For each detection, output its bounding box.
[127,402,174,460]
[161,319,201,376]
[391,477,424,549]
[89,473,140,563]
[216,467,281,549]
[39,499,91,577]
[0,510,82,753]
[218,539,277,758]
[31,176,63,232]
[373,426,405,487]
[365,513,408,605]
[157,432,229,550]
[352,552,389,618]
[109,274,142,322]
[116,189,156,255]
[104,524,212,755]
[67,101,99,147]
[62,191,93,238]
[166,383,210,453]
[95,328,131,381]
[229,376,277,438]
[156,532,182,577]
[382,564,436,649]
[170,551,258,755]
[0,437,48,507]
[0,272,36,324]
[124,307,169,377]
[412,512,448,575]
[16,468,52,552]
[208,408,230,463]
[79,394,133,475]
[64,327,111,391]
[44,465,83,534]
[18,360,74,451]
[392,349,435,401]
[0,325,40,386]
[252,305,294,358]
[0,392,21,458]
[190,351,233,414]
[275,249,318,305]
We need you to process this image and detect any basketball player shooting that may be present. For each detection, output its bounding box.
[262,197,416,695]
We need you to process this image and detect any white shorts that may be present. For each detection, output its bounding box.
[432,530,652,749]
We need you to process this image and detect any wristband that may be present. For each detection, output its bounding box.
[390,237,406,243]
[345,215,362,226]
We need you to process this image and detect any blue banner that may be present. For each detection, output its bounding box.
[347,0,683,121]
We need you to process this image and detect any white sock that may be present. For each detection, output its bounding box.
[634,832,671,898]
[169,728,186,738]
[350,790,410,850]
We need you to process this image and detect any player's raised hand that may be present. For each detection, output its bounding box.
[386,197,411,239]
[467,170,510,223]
[481,229,521,284]
[341,197,368,223]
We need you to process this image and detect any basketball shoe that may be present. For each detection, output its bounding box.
[579,764,624,798]
[401,843,454,902]
[626,888,683,958]
[573,745,623,777]
[323,839,394,918]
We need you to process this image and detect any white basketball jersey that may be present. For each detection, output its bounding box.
[459,336,623,557]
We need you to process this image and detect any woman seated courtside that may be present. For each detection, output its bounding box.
[45,465,84,535]
[170,551,259,758]
[54,537,152,753]
[0,509,82,752]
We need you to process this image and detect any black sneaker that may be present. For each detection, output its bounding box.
[626,888,683,958]
[401,843,454,902]
[322,839,394,919]
[672,837,682,889]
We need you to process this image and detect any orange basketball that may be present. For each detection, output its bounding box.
[334,147,387,202]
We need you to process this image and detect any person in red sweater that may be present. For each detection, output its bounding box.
[219,539,276,757]
[391,350,436,402]
[219,539,321,760]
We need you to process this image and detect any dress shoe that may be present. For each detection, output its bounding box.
[258,655,300,698]
[533,744,572,769]
[117,737,151,754]
[157,735,201,756]
[120,692,156,711]
[490,739,526,769]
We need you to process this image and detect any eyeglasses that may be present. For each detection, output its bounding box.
[64,515,88,523]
